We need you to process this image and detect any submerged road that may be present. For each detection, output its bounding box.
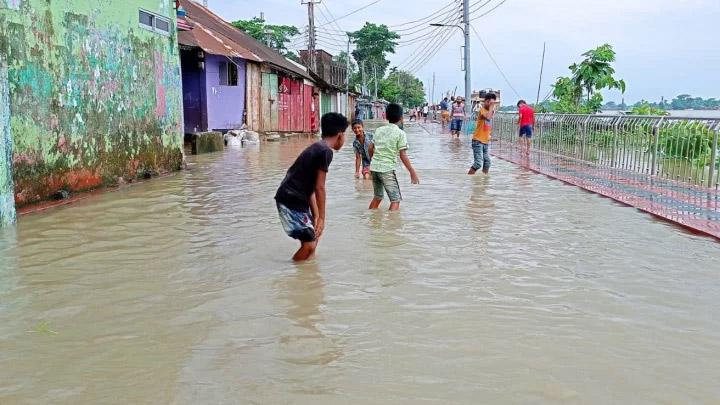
[1,123,718,404]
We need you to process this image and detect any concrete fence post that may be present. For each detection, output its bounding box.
[708,123,719,189]
[650,117,664,177]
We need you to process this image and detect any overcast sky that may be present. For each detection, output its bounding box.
[205,0,719,104]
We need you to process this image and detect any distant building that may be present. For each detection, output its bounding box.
[178,0,317,134]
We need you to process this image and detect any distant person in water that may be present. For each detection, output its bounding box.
[352,119,373,180]
[468,93,497,175]
[408,107,416,121]
[369,103,420,211]
[517,100,535,155]
[423,103,430,123]
[275,112,348,261]
[440,97,450,127]
[450,97,465,137]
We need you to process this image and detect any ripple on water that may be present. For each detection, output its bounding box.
[0,126,719,404]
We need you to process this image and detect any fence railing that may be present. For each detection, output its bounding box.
[493,113,720,190]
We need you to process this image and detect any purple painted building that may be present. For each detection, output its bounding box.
[179,49,248,133]
[177,5,260,134]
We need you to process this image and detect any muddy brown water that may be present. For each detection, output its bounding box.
[1,123,719,404]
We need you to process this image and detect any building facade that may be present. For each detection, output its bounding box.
[0,0,184,218]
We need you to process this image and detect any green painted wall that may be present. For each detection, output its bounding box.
[0,63,14,225]
[0,0,184,208]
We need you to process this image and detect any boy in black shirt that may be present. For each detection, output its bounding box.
[275,112,348,261]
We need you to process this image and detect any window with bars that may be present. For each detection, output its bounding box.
[219,61,239,86]
[139,9,171,36]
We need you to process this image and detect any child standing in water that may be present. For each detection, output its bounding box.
[352,119,373,180]
[450,97,465,137]
[275,113,348,261]
[369,104,420,211]
[468,93,497,175]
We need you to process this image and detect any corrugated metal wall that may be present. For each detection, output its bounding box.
[245,63,262,131]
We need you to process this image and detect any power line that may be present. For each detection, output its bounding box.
[470,0,509,21]
[398,17,460,73]
[469,23,522,99]
[395,5,459,44]
[317,2,348,36]
[387,0,459,28]
[405,24,459,73]
[322,0,384,25]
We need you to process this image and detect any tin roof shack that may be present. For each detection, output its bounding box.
[178,0,313,134]
[0,0,185,210]
[299,49,347,117]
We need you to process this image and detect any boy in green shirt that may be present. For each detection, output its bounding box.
[368,103,420,211]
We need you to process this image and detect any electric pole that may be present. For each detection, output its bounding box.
[431,72,436,119]
[463,0,471,123]
[373,64,378,100]
[302,0,321,73]
[536,42,546,106]
[345,33,351,117]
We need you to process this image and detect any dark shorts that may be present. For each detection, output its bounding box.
[519,125,533,138]
[451,118,463,131]
[371,171,402,203]
[277,202,316,242]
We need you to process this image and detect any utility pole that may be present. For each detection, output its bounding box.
[463,0,471,122]
[373,64,378,100]
[536,42,546,105]
[345,33,351,117]
[361,61,366,96]
[302,0,321,73]
[431,72,436,119]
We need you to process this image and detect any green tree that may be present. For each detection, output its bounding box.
[349,23,400,81]
[630,100,668,116]
[550,44,626,113]
[380,70,425,107]
[232,17,300,57]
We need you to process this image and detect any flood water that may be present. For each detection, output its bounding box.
[1,123,719,404]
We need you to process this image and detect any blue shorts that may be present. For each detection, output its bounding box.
[451,118,463,131]
[277,202,316,242]
[371,171,402,203]
[519,125,533,138]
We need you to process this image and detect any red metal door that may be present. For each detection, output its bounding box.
[290,80,302,131]
[278,77,291,131]
[303,84,313,133]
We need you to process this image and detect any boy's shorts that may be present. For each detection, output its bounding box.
[371,171,402,203]
[519,125,533,138]
[276,202,315,242]
[451,118,463,131]
[441,111,450,120]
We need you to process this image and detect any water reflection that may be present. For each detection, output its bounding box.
[277,262,342,367]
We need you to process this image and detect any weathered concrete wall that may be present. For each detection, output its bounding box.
[0,0,184,208]
[0,63,14,225]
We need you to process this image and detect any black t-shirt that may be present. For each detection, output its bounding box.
[275,141,334,210]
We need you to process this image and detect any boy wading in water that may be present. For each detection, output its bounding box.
[368,103,420,211]
[468,93,497,175]
[450,97,465,137]
[352,119,373,180]
[517,100,535,156]
[275,113,349,261]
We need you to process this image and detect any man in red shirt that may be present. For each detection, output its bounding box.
[517,100,535,155]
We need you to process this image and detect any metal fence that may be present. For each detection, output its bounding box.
[493,113,720,190]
